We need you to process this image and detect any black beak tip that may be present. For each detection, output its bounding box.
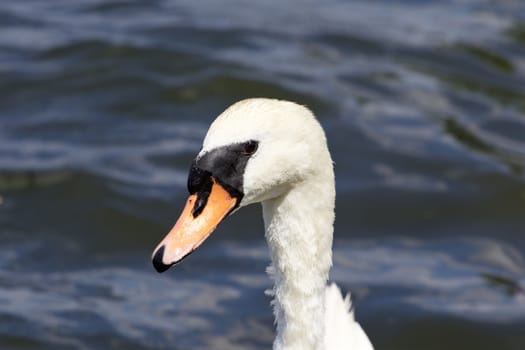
[152,245,172,273]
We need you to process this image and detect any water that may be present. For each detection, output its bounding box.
[1,0,525,349]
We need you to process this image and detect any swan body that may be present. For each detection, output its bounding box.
[152,98,373,350]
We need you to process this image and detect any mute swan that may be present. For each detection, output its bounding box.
[151,98,374,350]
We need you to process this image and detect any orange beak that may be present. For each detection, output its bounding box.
[152,177,237,272]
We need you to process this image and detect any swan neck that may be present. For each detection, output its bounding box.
[262,176,335,350]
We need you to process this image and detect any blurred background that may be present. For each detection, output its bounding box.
[1,0,524,349]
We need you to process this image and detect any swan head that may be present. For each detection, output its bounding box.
[152,98,332,272]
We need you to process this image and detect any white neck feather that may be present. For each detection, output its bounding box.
[262,166,335,350]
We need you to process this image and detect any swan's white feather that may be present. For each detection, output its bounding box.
[324,284,374,350]
[195,98,374,349]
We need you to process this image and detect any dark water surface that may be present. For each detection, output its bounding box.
[1,1,525,349]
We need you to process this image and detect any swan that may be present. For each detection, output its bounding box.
[151,98,374,350]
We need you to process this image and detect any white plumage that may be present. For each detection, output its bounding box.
[199,98,374,350]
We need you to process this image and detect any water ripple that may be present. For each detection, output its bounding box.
[1,0,525,349]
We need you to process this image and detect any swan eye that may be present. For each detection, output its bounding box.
[242,140,258,155]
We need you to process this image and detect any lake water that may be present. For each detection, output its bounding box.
[1,1,525,349]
